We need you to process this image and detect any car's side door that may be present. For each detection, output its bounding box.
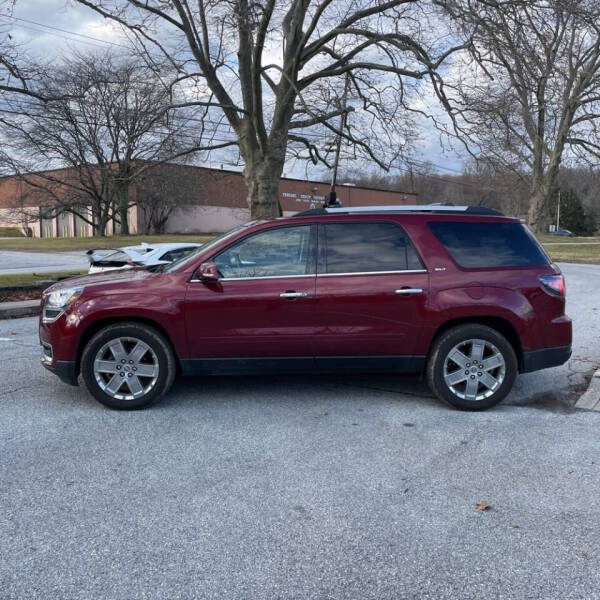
[183,224,318,366]
[313,221,429,369]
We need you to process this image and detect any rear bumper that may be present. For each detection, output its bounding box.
[521,345,571,374]
[41,358,79,386]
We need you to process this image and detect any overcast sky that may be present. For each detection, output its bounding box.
[4,0,468,181]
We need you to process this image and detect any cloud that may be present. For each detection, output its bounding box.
[5,0,470,179]
[8,0,127,55]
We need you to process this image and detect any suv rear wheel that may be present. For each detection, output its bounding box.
[427,324,517,411]
[81,322,176,410]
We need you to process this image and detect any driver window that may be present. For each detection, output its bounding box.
[214,226,312,279]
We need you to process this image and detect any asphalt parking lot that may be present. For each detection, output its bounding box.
[0,250,88,275]
[1,263,599,599]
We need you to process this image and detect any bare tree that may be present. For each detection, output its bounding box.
[1,1,34,98]
[135,162,202,233]
[440,0,600,232]
[341,157,530,215]
[73,0,469,219]
[0,1,57,101]
[0,51,218,235]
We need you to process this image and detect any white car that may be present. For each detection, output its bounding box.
[86,242,202,274]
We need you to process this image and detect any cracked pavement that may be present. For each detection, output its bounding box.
[0,262,599,599]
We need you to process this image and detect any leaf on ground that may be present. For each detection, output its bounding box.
[476,501,491,511]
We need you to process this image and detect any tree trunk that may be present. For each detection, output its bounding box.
[527,179,552,233]
[116,181,130,235]
[93,205,109,236]
[92,221,106,236]
[245,159,284,220]
[92,210,102,236]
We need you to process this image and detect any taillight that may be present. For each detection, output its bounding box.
[539,275,566,298]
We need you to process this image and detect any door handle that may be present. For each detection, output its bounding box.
[280,291,308,298]
[395,288,424,295]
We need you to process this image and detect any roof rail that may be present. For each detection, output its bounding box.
[294,204,503,217]
[293,207,328,217]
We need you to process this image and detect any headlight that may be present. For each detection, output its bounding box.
[43,286,84,322]
[46,287,84,308]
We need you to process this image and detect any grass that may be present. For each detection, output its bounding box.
[536,233,600,264]
[537,233,599,244]
[0,269,86,289]
[0,233,215,252]
[541,243,600,264]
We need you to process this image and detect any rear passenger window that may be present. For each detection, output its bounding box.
[322,222,424,274]
[428,222,550,268]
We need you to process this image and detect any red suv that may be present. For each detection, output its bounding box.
[39,205,572,411]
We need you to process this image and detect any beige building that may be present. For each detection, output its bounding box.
[0,163,418,237]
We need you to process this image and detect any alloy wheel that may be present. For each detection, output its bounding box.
[443,338,506,401]
[93,337,159,400]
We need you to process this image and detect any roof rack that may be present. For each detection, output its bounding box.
[294,204,503,217]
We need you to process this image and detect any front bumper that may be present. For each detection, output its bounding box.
[40,321,80,386]
[521,345,572,373]
[41,357,79,386]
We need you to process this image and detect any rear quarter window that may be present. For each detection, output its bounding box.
[428,221,550,268]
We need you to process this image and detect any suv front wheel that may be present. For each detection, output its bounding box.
[427,324,517,411]
[81,322,176,410]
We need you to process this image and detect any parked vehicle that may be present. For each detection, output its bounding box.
[548,228,573,237]
[40,205,572,411]
[86,242,202,273]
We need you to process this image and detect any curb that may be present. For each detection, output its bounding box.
[0,282,53,295]
[575,369,600,411]
[0,299,40,319]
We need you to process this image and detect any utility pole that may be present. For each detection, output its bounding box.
[328,71,351,206]
[556,189,561,231]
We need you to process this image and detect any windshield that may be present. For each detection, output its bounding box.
[164,225,249,273]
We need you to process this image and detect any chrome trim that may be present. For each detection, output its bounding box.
[189,270,427,282]
[280,291,308,298]
[325,205,469,214]
[191,274,315,282]
[317,269,427,277]
[42,307,65,323]
[395,288,424,295]
[41,342,53,364]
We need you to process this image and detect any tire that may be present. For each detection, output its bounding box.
[81,322,176,410]
[426,324,517,411]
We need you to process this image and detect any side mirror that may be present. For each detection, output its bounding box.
[197,261,220,281]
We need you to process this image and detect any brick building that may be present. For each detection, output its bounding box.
[0,163,417,237]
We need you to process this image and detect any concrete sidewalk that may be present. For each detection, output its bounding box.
[576,369,600,411]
